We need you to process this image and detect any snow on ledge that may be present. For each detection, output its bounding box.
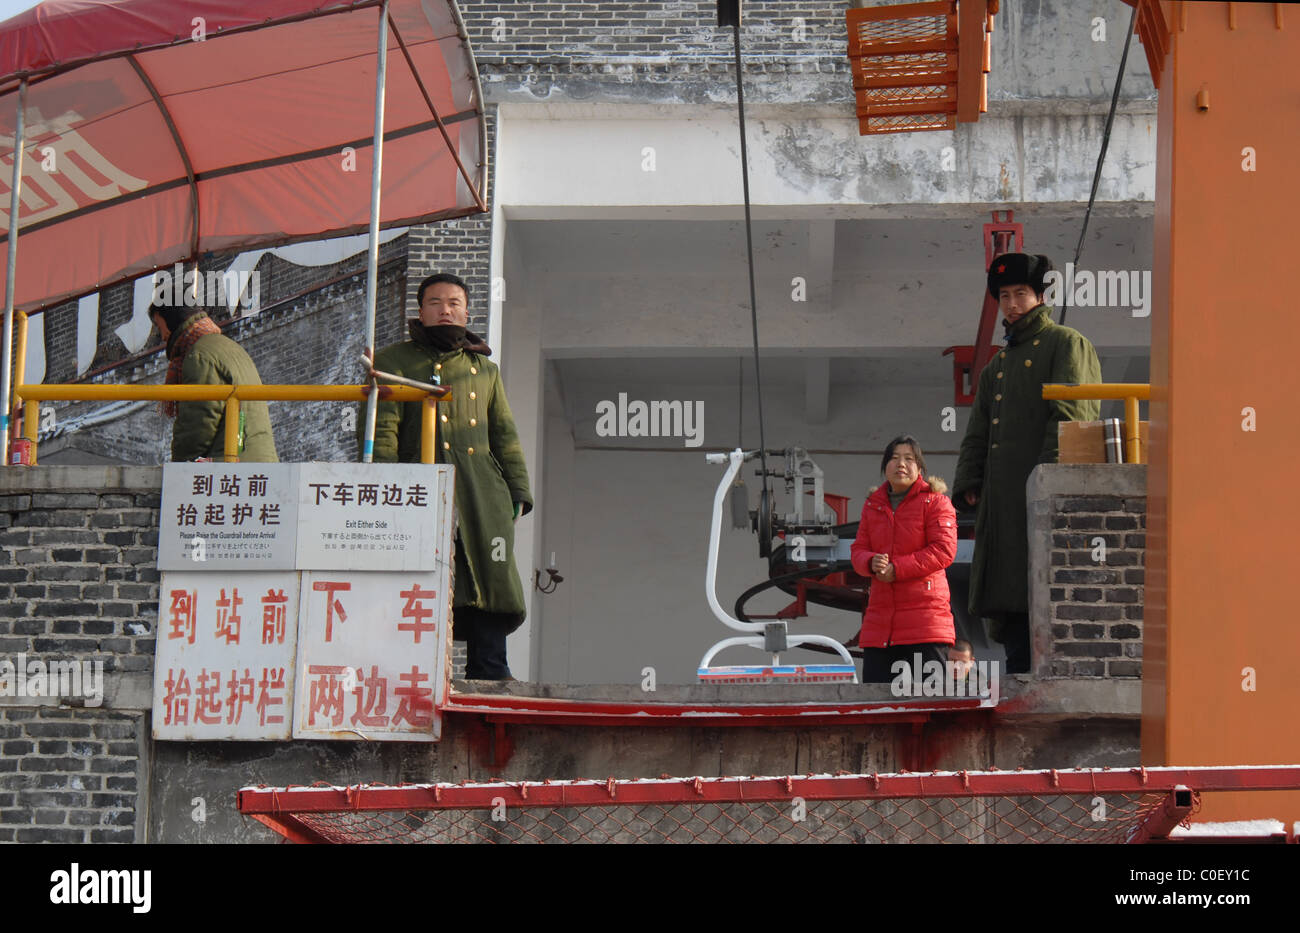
[1168,819,1286,838]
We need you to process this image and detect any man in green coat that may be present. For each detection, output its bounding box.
[361,273,533,680]
[952,253,1101,672]
[149,303,278,463]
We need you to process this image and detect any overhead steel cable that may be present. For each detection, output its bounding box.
[1060,2,1138,327]
[724,2,770,494]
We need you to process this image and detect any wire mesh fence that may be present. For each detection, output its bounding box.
[236,766,1300,845]
[283,791,1164,844]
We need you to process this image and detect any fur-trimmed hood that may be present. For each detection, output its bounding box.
[867,474,948,498]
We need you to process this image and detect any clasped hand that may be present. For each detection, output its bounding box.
[869,553,896,583]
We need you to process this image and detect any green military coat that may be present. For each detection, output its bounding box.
[171,333,278,463]
[362,332,533,622]
[952,305,1101,616]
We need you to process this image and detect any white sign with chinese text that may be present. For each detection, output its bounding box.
[294,463,453,572]
[151,572,300,740]
[158,464,298,570]
[292,571,450,742]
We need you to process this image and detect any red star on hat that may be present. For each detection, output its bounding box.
[996,263,1005,273]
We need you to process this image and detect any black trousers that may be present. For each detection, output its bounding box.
[986,611,1030,674]
[860,642,951,684]
[455,606,522,680]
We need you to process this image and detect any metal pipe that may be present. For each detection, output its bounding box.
[11,307,26,435]
[224,397,241,463]
[364,356,451,397]
[22,397,35,463]
[1041,383,1150,400]
[421,397,435,465]
[12,310,34,463]
[1125,394,1142,464]
[704,449,765,634]
[1125,786,1195,844]
[1,79,26,467]
[13,384,436,403]
[360,0,391,464]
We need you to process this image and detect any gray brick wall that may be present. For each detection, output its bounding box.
[0,708,145,843]
[1046,494,1145,678]
[466,1,851,70]
[1028,466,1146,681]
[0,490,160,671]
[1,480,157,841]
[405,106,496,334]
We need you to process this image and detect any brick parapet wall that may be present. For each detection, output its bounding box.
[0,467,161,842]
[1027,464,1146,681]
[1,466,1146,840]
[0,708,146,843]
[0,482,160,672]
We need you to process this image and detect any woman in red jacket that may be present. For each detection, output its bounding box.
[850,435,958,683]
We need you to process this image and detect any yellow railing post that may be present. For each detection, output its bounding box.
[1124,395,1141,464]
[23,399,37,464]
[420,396,436,465]
[9,310,25,460]
[224,396,240,463]
[13,308,26,395]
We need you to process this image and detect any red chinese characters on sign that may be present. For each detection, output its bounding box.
[392,667,434,728]
[194,669,223,724]
[397,583,437,643]
[162,668,191,725]
[225,668,255,725]
[261,589,288,644]
[215,588,243,645]
[167,590,197,644]
[351,665,389,727]
[257,668,287,726]
[300,664,433,732]
[161,666,290,730]
[312,581,351,641]
[306,665,348,727]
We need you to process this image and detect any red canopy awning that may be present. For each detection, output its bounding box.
[0,0,486,312]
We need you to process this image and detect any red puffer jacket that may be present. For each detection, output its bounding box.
[849,475,957,648]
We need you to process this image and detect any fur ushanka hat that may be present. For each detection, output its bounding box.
[987,252,1054,299]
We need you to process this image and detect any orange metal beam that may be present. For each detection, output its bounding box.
[1146,0,1300,820]
[956,0,986,122]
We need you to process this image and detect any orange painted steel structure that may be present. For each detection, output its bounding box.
[846,0,993,136]
[1139,0,1300,820]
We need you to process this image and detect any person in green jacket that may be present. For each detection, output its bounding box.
[952,253,1101,673]
[361,272,533,681]
[149,302,278,463]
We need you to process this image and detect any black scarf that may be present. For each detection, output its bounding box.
[410,321,467,353]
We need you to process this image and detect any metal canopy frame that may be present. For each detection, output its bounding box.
[0,0,488,466]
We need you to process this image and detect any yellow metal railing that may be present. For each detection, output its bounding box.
[1042,382,1149,465]
[10,379,446,465]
